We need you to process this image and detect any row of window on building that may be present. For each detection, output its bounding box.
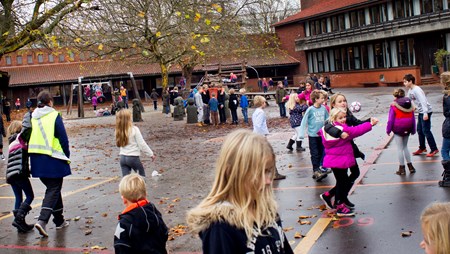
[2,51,101,66]
[307,38,415,73]
[307,0,450,36]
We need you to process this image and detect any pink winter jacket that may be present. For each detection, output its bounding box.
[319,122,372,169]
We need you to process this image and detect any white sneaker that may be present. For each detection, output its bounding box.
[56,220,70,229]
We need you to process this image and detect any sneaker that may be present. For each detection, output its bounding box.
[412,148,427,155]
[336,204,355,217]
[1,154,4,160]
[320,192,334,209]
[321,167,332,174]
[344,198,355,208]
[35,220,48,237]
[313,171,328,182]
[55,220,70,229]
[426,149,439,157]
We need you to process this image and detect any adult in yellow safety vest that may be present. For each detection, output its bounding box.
[29,91,71,237]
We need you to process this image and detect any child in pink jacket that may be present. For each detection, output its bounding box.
[319,107,378,217]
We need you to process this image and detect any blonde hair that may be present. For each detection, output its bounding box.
[328,107,347,124]
[115,109,133,147]
[287,93,298,110]
[330,92,347,109]
[320,90,328,100]
[7,120,22,136]
[421,202,450,254]
[444,81,450,95]
[253,96,266,108]
[239,88,246,93]
[119,173,147,202]
[187,130,277,240]
[229,88,235,94]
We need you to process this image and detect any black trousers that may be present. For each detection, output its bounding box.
[38,178,65,225]
[308,136,324,170]
[218,105,226,123]
[331,168,350,204]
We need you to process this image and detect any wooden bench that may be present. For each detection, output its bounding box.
[381,81,403,87]
[359,82,379,87]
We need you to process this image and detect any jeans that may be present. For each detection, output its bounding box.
[278,103,286,117]
[417,113,437,151]
[120,155,146,176]
[394,134,412,165]
[263,86,268,93]
[39,178,64,225]
[164,105,170,114]
[309,136,324,170]
[230,109,238,123]
[122,96,128,109]
[11,178,34,209]
[442,138,450,161]
[241,108,248,123]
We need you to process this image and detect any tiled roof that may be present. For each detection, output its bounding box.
[1,50,299,87]
[273,0,372,27]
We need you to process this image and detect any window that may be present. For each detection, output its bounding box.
[50,86,61,97]
[315,20,321,35]
[374,43,384,68]
[354,46,361,69]
[350,11,358,28]
[361,45,369,69]
[59,54,65,62]
[79,53,85,61]
[5,56,11,65]
[358,10,366,26]
[420,0,442,13]
[407,38,415,65]
[338,14,345,31]
[17,56,23,65]
[317,51,324,72]
[37,54,44,63]
[310,21,316,35]
[371,4,387,24]
[69,51,75,61]
[27,55,33,64]
[334,48,342,71]
[398,40,408,66]
[321,19,327,34]
[48,54,54,63]
[348,47,355,70]
[342,48,349,70]
[332,15,345,32]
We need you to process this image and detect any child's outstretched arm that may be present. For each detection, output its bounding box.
[134,127,156,161]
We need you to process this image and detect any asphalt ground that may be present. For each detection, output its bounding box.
[0,84,448,253]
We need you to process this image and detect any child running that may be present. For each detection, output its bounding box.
[320,92,374,209]
[115,110,156,177]
[420,202,450,254]
[319,108,377,216]
[299,90,329,181]
[114,173,168,253]
[286,93,307,152]
[6,120,34,233]
[187,130,293,254]
[386,88,416,175]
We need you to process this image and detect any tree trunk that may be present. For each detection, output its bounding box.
[77,80,84,118]
[160,62,169,91]
[128,72,145,112]
[182,65,194,89]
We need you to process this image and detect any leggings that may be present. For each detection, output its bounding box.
[291,126,302,141]
[120,155,145,176]
[393,134,412,165]
[11,178,34,209]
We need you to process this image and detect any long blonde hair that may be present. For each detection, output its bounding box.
[421,202,450,254]
[115,110,133,147]
[287,93,298,110]
[187,130,278,239]
[328,107,346,124]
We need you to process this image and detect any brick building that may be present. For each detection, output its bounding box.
[274,0,450,87]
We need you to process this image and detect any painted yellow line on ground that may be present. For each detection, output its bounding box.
[0,183,9,188]
[294,218,332,254]
[0,176,119,221]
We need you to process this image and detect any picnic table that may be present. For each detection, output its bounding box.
[236,91,277,106]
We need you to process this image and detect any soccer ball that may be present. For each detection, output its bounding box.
[350,101,361,113]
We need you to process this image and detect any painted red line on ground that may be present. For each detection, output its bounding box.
[0,244,112,253]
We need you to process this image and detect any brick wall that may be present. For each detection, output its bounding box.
[275,24,306,75]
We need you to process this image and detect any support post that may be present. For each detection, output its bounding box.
[77,77,84,118]
[127,72,145,112]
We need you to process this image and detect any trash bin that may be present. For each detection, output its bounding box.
[432,65,439,74]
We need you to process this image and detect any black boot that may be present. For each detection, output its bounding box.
[286,139,295,151]
[12,203,34,233]
[296,141,306,152]
[439,160,450,187]
[274,167,286,180]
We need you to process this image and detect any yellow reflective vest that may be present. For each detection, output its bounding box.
[28,110,70,162]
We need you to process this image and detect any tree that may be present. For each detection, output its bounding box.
[0,0,92,60]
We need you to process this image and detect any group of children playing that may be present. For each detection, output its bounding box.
[5,73,450,253]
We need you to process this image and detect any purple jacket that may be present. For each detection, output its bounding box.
[319,122,372,169]
[386,97,416,136]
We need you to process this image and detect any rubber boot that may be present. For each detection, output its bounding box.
[286,139,295,151]
[12,203,34,233]
[274,167,286,180]
[396,165,406,175]
[407,162,416,173]
[439,160,450,187]
[296,141,306,152]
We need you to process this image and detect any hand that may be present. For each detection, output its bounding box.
[150,155,156,162]
[370,117,379,126]
[340,132,349,139]
[423,114,429,121]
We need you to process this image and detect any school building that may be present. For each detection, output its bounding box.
[274,0,450,87]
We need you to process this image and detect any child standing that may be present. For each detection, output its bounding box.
[276,81,287,118]
[404,74,439,157]
[299,90,329,181]
[440,82,450,187]
[209,93,219,126]
[6,120,34,233]
[228,89,239,125]
[386,88,416,175]
[150,88,159,110]
[115,110,156,177]
[239,88,249,124]
[15,98,20,111]
[286,93,307,152]
[420,202,450,254]
[92,95,98,111]
[319,108,377,216]
[187,130,293,254]
[252,96,269,135]
[114,173,168,253]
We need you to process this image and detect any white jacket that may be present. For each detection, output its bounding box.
[119,126,154,157]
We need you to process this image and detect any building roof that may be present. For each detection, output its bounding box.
[1,50,299,87]
[273,0,372,27]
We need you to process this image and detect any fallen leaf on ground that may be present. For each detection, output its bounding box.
[401,231,414,237]
[73,216,81,221]
[91,245,107,250]
[294,231,305,238]
[298,220,312,225]
[84,229,92,235]
[283,227,294,232]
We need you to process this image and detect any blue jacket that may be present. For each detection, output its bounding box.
[240,95,249,108]
[209,98,219,112]
[30,109,71,178]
